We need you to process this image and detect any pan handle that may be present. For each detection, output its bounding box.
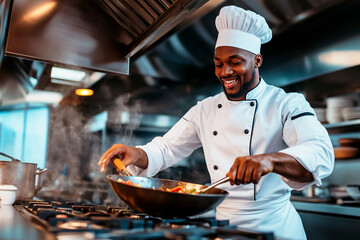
[36,168,48,175]
[0,152,21,162]
[35,168,48,194]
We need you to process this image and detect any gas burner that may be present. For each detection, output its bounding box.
[128,213,151,219]
[168,223,198,229]
[57,220,105,230]
[106,206,130,215]
[54,214,69,219]
[161,217,229,229]
[15,201,273,239]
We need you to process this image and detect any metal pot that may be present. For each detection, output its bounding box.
[0,152,47,201]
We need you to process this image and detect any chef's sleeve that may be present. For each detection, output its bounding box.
[127,106,202,177]
[279,93,334,190]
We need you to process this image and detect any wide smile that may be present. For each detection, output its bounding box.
[221,77,240,89]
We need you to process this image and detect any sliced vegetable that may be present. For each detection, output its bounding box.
[169,186,186,193]
[124,180,133,185]
[186,188,196,194]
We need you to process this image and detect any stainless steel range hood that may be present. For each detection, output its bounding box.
[3,0,210,76]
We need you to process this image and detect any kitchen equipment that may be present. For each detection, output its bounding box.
[0,185,17,205]
[338,138,360,148]
[0,152,47,201]
[326,97,355,123]
[110,157,132,176]
[10,200,274,240]
[333,146,359,159]
[107,174,228,218]
[346,185,360,200]
[341,107,360,121]
[199,176,229,193]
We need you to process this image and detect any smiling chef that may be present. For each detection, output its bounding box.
[98,5,334,240]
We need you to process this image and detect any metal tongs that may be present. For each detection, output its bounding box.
[198,176,229,194]
[110,156,132,176]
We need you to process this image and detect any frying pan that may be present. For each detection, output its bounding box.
[107,175,229,218]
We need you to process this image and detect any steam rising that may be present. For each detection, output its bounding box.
[42,93,142,205]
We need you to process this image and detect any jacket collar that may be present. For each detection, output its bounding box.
[244,77,267,100]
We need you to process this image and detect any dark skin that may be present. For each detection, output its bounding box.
[98,46,314,186]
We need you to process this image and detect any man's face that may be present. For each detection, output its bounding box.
[214,46,261,100]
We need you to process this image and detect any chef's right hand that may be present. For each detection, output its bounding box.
[97,144,148,173]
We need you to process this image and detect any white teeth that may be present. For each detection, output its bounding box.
[225,80,236,84]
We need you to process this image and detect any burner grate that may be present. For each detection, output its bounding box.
[17,201,273,239]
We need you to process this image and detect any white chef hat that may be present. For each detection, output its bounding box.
[215,5,272,54]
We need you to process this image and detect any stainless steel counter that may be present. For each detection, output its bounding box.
[0,205,51,240]
[292,200,360,240]
[292,200,360,218]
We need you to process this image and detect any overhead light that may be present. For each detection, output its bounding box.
[51,67,86,82]
[75,89,93,96]
[26,90,63,105]
[23,1,58,23]
[318,50,360,67]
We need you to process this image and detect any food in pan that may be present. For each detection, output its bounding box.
[117,178,198,194]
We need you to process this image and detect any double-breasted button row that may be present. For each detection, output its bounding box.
[218,102,254,107]
[214,129,248,135]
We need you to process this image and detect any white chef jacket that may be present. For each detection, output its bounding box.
[129,78,334,240]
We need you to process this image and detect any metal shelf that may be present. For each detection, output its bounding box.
[324,119,360,134]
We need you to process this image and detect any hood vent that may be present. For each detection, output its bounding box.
[3,0,208,76]
[94,0,210,58]
[0,0,209,106]
[95,0,173,40]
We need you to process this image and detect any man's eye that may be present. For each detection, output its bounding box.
[215,64,223,68]
[232,62,241,65]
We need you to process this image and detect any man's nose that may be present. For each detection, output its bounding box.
[221,64,233,75]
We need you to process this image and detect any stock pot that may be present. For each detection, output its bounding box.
[0,152,47,201]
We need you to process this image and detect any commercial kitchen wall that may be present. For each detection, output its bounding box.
[0,105,49,169]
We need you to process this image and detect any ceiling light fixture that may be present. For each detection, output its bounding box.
[318,50,360,67]
[51,67,86,82]
[75,89,93,96]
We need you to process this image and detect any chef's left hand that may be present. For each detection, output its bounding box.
[226,154,274,185]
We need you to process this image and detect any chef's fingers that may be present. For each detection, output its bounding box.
[99,145,124,165]
[243,161,255,184]
[235,157,248,185]
[228,158,240,185]
[252,162,261,184]
[98,144,126,172]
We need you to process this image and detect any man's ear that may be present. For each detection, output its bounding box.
[254,54,263,68]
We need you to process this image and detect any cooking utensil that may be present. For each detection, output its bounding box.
[198,176,229,193]
[110,157,132,176]
[107,174,228,218]
[0,152,47,201]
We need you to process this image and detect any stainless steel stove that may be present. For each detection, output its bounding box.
[12,200,274,240]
